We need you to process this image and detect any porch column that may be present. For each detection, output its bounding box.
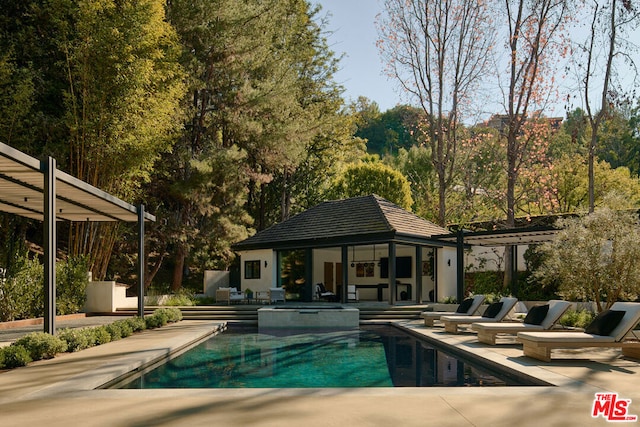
[43,156,56,335]
[415,245,423,304]
[388,242,397,305]
[304,248,313,302]
[341,245,349,303]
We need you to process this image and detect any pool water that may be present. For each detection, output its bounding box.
[118,325,527,389]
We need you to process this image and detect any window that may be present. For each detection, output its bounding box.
[244,260,261,279]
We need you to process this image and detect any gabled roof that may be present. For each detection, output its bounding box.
[233,194,450,251]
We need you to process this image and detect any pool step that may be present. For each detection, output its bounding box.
[116,305,424,324]
[180,306,422,323]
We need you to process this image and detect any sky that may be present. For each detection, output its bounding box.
[314,0,403,112]
[314,0,640,119]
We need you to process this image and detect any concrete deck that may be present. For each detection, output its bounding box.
[1,318,639,426]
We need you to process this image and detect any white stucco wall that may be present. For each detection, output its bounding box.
[84,281,137,312]
[465,245,528,272]
[237,249,277,293]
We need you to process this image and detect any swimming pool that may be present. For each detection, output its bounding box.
[116,325,540,389]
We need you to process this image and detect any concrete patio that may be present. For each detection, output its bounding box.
[0,318,638,426]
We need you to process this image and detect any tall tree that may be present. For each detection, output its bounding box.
[499,0,569,290]
[377,0,495,226]
[571,0,640,212]
[0,0,186,279]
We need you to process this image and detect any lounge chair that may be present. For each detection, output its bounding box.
[440,296,519,334]
[316,283,338,302]
[517,301,640,362]
[471,300,571,345]
[420,294,486,327]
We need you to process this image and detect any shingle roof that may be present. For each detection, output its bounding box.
[232,194,450,250]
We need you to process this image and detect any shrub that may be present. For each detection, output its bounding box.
[559,309,595,329]
[56,256,89,315]
[114,319,134,338]
[0,254,44,321]
[57,328,92,352]
[105,323,123,341]
[163,292,195,306]
[13,332,67,361]
[0,345,32,368]
[124,316,147,332]
[90,326,112,345]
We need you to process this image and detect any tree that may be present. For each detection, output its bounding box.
[0,0,186,280]
[377,0,495,226]
[570,0,640,212]
[534,204,640,311]
[498,0,570,290]
[330,161,414,210]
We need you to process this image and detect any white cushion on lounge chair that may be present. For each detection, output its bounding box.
[440,297,518,333]
[517,302,640,362]
[472,300,571,344]
[420,295,485,326]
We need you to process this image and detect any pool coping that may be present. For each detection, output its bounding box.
[0,319,625,400]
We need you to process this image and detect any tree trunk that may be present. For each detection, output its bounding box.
[171,245,186,291]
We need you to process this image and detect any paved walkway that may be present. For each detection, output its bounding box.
[0,317,638,426]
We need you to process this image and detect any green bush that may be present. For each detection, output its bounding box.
[559,309,595,329]
[90,326,112,345]
[0,254,44,321]
[162,290,195,306]
[114,319,134,337]
[124,316,147,332]
[56,256,89,315]
[13,332,67,361]
[0,345,32,368]
[57,328,92,352]
[105,323,123,341]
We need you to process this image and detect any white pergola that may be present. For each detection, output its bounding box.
[0,142,155,334]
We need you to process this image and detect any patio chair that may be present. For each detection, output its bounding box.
[269,287,285,303]
[440,296,519,334]
[471,300,571,345]
[316,283,338,302]
[216,287,245,305]
[347,285,359,302]
[517,301,640,362]
[420,294,486,327]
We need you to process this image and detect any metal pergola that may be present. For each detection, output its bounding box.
[0,142,155,334]
[433,226,559,300]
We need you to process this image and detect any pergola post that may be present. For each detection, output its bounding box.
[456,229,465,303]
[43,156,56,335]
[341,245,349,303]
[137,204,145,318]
[388,242,397,305]
[415,245,423,304]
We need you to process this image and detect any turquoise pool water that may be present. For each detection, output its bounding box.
[118,325,530,388]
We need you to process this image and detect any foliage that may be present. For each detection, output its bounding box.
[330,161,414,210]
[13,332,67,361]
[0,254,91,321]
[533,205,640,311]
[90,326,112,346]
[558,309,595,329]
[57,328,92,353]
[145,307,182,328]
[0,254,44,321]
[0,345,32,369]
[56,255,90,315]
